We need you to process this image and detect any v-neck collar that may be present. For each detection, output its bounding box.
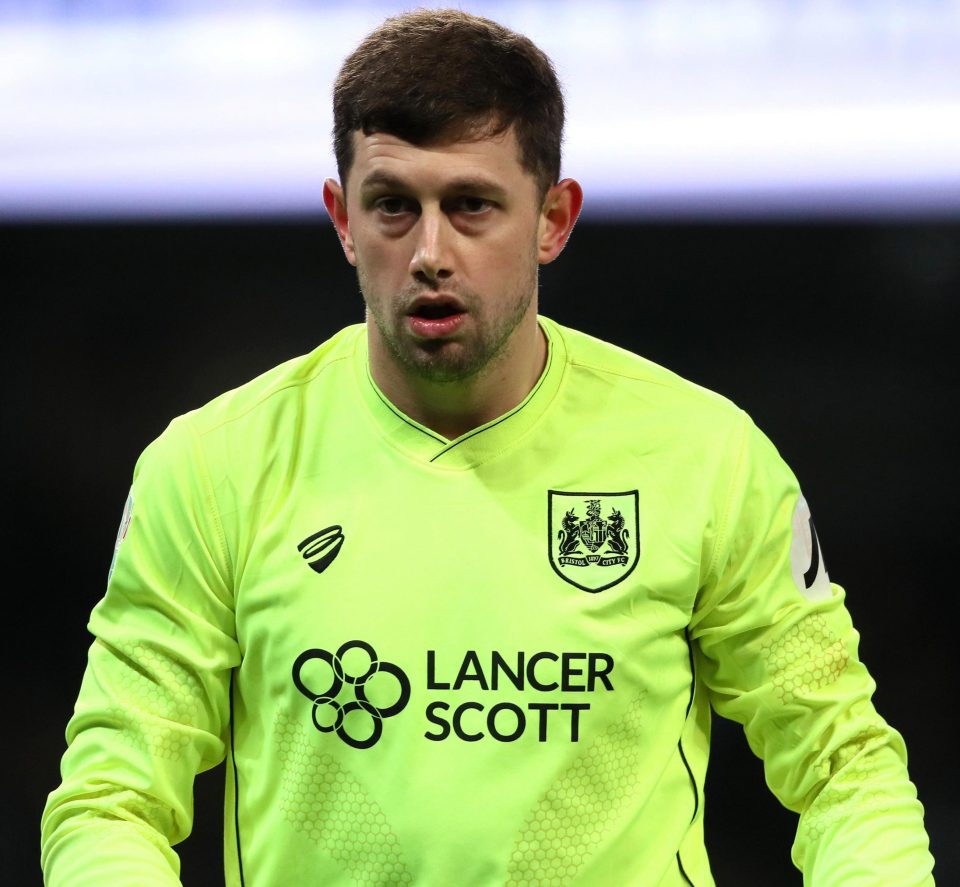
[351,316,567,470]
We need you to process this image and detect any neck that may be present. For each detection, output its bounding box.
[369,316,547,440]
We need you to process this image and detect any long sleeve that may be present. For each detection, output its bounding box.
[41,417,240,887]
[692,412,935,886]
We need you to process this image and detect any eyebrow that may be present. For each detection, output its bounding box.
[358,171,508,200]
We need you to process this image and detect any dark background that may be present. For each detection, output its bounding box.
[6,219,958,885]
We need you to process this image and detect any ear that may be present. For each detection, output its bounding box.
[323,178,357,266]
[537,178,584,264]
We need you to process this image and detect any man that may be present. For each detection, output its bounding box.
[42,9,934,886]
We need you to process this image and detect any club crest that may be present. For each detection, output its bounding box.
[548,490,639,592]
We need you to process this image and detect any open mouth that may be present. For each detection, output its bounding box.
[406,298,467,338]
[411,303,462,319]
[413,305,460,320]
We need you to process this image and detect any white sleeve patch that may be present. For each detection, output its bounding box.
[789,495,832,601]
[107,489,134,584]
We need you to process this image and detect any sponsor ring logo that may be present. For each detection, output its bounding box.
[292,640,410,749]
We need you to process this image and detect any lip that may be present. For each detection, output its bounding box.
[406,312,466,339]
[405,293,468,339]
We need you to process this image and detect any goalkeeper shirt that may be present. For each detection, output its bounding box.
[42,317,935,886]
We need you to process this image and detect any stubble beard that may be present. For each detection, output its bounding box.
[359,257,539,385]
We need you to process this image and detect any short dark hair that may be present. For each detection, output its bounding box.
[333,8,564,199]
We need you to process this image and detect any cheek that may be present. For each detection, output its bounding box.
[486,231,537,282]
[354,234,410,284]
[476,228,527,270]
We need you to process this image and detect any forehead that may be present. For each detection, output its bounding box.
[348,126,534,195]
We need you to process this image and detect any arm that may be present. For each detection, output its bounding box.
[692,412,935,886]
[41,417,239,886]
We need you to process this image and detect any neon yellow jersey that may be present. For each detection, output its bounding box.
[42,318,934,886]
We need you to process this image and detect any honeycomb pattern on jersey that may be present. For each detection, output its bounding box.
[275,713,413,885]
[798,725,891,848]
[104,640,202,761]
[504,690,647,886]
[97,788,178,847]
[762,614,848,705]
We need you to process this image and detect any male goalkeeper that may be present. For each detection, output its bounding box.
[42,8,935,886]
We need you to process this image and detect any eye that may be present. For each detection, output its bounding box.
[375,196,415,216]
[453,196,493,214]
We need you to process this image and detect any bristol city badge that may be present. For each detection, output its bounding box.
[548,490,639,592]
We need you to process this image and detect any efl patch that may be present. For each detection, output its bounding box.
[107,488,134,584]
[548,490,639,593]
[789,494,832,601]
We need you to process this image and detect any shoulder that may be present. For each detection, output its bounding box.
[136,324,363,478]
[544,317,745,435]
[178,324,363,437]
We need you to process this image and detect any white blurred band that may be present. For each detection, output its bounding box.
[1,1,958,219]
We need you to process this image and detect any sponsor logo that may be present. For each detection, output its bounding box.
[548,490,640,592]
[298,525,345,575]
[423,649,612,743]
[293,643,615,748]
[292,640,410,749]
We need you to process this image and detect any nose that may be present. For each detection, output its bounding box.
[409,208,453,284]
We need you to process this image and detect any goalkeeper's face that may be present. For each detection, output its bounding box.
[323,124,580,387]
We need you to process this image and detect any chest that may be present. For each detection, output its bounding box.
[229,446,712,747]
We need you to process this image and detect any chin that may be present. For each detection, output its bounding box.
[407,346,487,383]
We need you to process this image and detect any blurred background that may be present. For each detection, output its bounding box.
[4,1,958,884]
